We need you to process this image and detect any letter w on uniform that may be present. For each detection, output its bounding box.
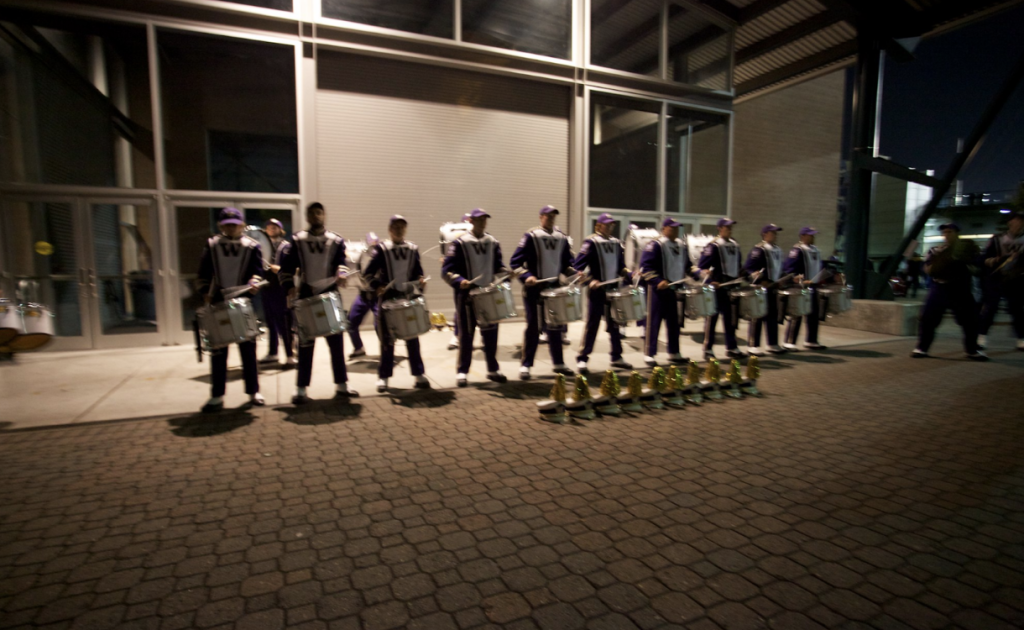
[470,243,490,256]
[392,247,409,260]
[305,240,326,254]
[219,242,241,257]
[598,242,616,254]
[541,239,558,251]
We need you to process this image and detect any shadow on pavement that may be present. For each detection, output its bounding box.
[821,349,893,358]
[387,390,455,409]
[487,381,553,400]
[168,410,255,437]
[776,353,845,364]
[281,401,364,425]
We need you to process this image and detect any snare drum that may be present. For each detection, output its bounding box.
[778,286,811,317]
[470,283,516,326]
[294,291,347,344]
[541,286,583,326]
[682,285,716,320]
[197,297,259,351]
[818,285,853,315]
[607,287,647,324]
[731,287,768,321]
[7,303,54,351]
[382,296,432,340]
[0,298,25,346]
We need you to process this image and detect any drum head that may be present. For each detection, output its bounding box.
[8,333,52,351]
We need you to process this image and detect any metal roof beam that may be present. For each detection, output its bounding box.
[683,0,739,24]
[591,0,635,26]
[736,10,845,64]
[735,38,856,95]
[852,152,943,189]
[738,0,792,24]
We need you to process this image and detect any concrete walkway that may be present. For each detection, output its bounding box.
[1,320,902,431]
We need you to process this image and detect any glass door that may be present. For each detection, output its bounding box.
[84,200,163,348]
[1,197,92,351]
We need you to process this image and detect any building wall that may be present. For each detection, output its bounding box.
[731,71,844,257]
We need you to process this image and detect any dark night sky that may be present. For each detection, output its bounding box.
[877,2,1024,195]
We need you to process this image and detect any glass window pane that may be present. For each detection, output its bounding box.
[5,201,82,337]
[462,0,572,59]
[589,95,659,212]
[91,204,157,335]
[0,17,154,187]
[222,0,293,10]
[666,105,729,217]
[158,30,298,193]
[176,207,219,330]
[321,0,454,39]
[667,3,731,90]
[591,0,662,76]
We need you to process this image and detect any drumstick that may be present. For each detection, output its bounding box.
[594,277,622,288]
[702,267,714,285]
[223,280,269,300]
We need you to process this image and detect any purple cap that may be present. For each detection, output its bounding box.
[389,214,407,224]
[469,208,490,219]
[938,222,961,232]
[662,217,682,228]
[540,205,559,215]
[265,218,284,230]
[595,213,616,225]
[799,226,818,236]
[762,223,782,234]
[716,218,736,228]
[218,207,244,225]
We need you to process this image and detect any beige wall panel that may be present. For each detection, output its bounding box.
[315,55,569,312]
[731,71,844,257]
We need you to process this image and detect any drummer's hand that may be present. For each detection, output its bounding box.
[589,280,600,290]
[711,281,721,288]
[657,280,669,291]
[525,276,537,286]
[248,277,261,294]
[269,264,280,273]
[376,287,386,297]
[203,295,212,305]
[460,279,472,289]
[418,276,428,289]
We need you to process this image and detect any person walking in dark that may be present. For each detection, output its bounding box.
[911,223,988,361]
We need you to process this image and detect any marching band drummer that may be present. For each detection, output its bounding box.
[782,226,828,351]
[572,212,633,374]
[697,218,746,360]
[443,208,509,387]
[259,219,295,367]
[639,217,693,367]
[197,207,265,413]
[509,204,577,380]
[278,202,359,404]
[977,209,1024,351]
[347,232,380,359]
[364,215,431,393]
[743,224,786,356]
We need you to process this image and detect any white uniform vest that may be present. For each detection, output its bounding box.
[530,227,568,280]
[209,235,258,288]
[458,232,497,286]
[797,243,822,279]
[758,242,782,281]
[382,239,417,284]
[590,234,622,281]
[715,237,741,278]
[294,230,343,286]
[659,236,686,283]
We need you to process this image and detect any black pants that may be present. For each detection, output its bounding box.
[297,333,347,387]
[785,288,821,345]
[748,287,779,348]
[917,282,979,354]
[211,340,259,397]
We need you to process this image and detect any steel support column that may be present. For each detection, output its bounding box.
[844,32,882,299]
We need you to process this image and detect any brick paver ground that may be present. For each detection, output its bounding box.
[1,335,1023,630]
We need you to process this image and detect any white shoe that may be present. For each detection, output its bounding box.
[552,364,573,375]
[747,348,765,357]
[576,360,588,373]
[767,345,786,354]
[376,378,388,393]
[977,334,987,349]
[259,354,278,364]
[457,373,468,387]
[911,349,929,358]
[336,383,359,397]
[643,356,656,367]
[520,366,531,380]
[448,336,459,350]
[250,392,265,406]
[539,332,548,343]
[414,375,431,389]
[487,371,507,383]
[285,356,297,366]
[782,343,799,351]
